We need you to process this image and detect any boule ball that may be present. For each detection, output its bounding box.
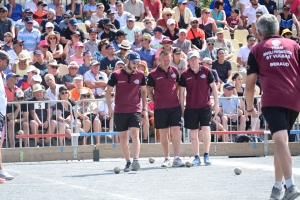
[149,157,155,163]
[114,167,120,174]
[234,167,242,175]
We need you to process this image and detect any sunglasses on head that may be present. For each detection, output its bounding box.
[61,91,68,95]
[17,97,24,101]
[81,94,90,98]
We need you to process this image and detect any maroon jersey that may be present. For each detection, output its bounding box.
[226,17,240,28]
[108,69,146,113]
[147,66,180,110]
[247,36,300,112]
[179,66,214,109]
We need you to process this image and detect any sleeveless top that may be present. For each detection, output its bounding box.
[199,17,214,39]
[279,13,293,35]
[211,10,224,28]
[66,3,81,20]
[48,45,64,64]
[16,62,30,78]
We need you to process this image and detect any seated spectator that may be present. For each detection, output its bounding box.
[150,26,164,49]
[121,15,141,43]
[63,61,81,90]
[163,18,180,41]
[58,10,73,30]
[199,38,217,61]
[28,83,57,147]
[93,39,109,63]
[97,9,120,31]
[6,91,29,147]
[40,8,60,33]
[163,0,175,9]
[3,32,14,52]
[15,8,39,36]
[25,0,48,12]
[277,5,300,36]
[147,99,160,142]
[251,11,264,41]
[24,74,48,100]
[44,73,64,101]
[5,0,23,21]
[202,57,220,90]
[77,89,101,145]
[7,41,28,73]
[199,8,218,39]
[231,72,245,97]
[79,50,93,75]
[17,16,41,52]
[46,31,64,64]
[83,0,98,25]
[212,48,232,83]
[136,33,156,69]
[211,0,226,28]
[115,60,125,70]
[240,0,251,15]
[112,30,127,51]
[88,3,106,29]
[70,76,92,101]
[281,28,300,44]
[115,1,131,28]
[186,0,197,17]
[155,37,173,65]
[5,73,21,102]
[0,6,15,42]
[214,28,234,60]
[100,44,121,73]
[226,9,243,33]
[41,59,64,89]
[98,18,116,42]
[170,48,187,76]
[144,0,162,21]
[68,42,84,65]
[260,0,277,15]
[33,50,48,76]
[54,3,65,25]
[123,0,145,21]
[138,60,149,75]
[104,0,117,12]
[66,0,83,22]
[60,18,86,45]
[84,60,108,98]
[40,22,56,40]
[141,17,154,36]
[210,0,232,17]
[85,28,100,57]
[115,40,132,63]
[156,8,178,31]
[131,31,142,51]
[186,17,205,50]
[218,83,246,132]
[37,40,53,65]
[48,0,66,15]
[63,31,81,62]
[33,1,48,25]
[172,0,193,29]
[17,65,40,91]
[172,29,192,55]
[12,51,30,78]
[237,34,256,73]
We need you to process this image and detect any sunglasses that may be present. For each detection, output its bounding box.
[51,66,58,69]
[61,92,68,95]
[182,3,187,5]
[41,46,48,48]
[192,21,198,24]
[49,37,56,40]
[166,14,172,17]
[69,68,78,70]
[17,97,24,101]
[283,8,290,11]
[64,16,70,19]
[207,43,214,46]
[81,94,90,98]
[205,12,211,14]
[163,42,171,44]
[0,10,6,13]
[46,27,53,29]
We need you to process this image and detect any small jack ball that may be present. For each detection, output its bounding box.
[114,167,120,174]
[185,161,192,167]
[234,168,242,175]
[149,157,155,163]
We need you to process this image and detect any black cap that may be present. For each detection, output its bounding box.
[37,0,47,6]
[282,4,290,9]
[116,30,127,37]
[25,16,33,23]
[173,47,181,54]
[103,18,112,26]
[256,10,263,16]
[116,1,123,5]
[13,40,24,45]
[89,28,98,33]
[24,8,33,13]
[232,8,239,14]
[72,31,80,35]
[59,85,68,93]
[64,10,73,16]
[106,9,116,15]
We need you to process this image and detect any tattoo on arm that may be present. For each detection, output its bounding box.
[147,86,154,103]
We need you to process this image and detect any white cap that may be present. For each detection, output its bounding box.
[48,8,56,15]
[167,18,175,25]
[27,65,40,74]
[115,60,125,66]
[46,22,54,28]
[187,51,200,60]
[179,29,187,34]
[32,75,42,82]
[68,61,79,68]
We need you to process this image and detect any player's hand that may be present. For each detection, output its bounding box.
[142,110,148,119]
[213,104,219,115]
[245,109,255,121]
[108,108,114,118]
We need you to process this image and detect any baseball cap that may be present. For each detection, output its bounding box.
[25,16,33,23]
[103,18,112,26]
[32,75,42,82]
[106,43,114,49]
[187,51,200,60]
[160,37,173,44]
[179,29,187,34]
[27,65,40,74]
[167,18,175,25]
[116,1,123,6]
[0,6,8,12]
[6,73,20,79]
[80,89,90,95]
[127,15,136,21]
[64,10,73,16]
[127,52,141,62]
[59,85,68,93]
[97,3,104,7]
[178,0,187,4]
[115,30,127,37]
[69,18,78,26]
[153,26,163,33]
[73,75,83,81]
[89,28,98,33]
[0,50,11,61]
[223,82,235,89]
[46,22,54,28]
[72,31,80,36]
[68,61,79,68]
[34,50,43,55]
[142,33,152,41]
[48,8,56,15]
[232,8,240,14]
[75,42,84,47]
[115,60,125,66]
[83,50,91,56]
[37,1,47,6]
[14,90,24,98]
[90,60,100,66]
[106,9,116,15]
[24,8,33,13]
[256,10,263,16]
[32,84,44,92]
[173,47,181,54]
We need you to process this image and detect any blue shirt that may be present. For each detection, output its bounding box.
[187,1,196,17]
[112,40,120,51]
[259,0,277,15]
[78,63,90,75]
[100,56,121,71]
[93,51,105,63]
[83,3,97,20]
[136,47,156,69]
[17,27,41,52]
[5,4,23,21]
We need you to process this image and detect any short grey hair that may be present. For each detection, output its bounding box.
[202,57,212,64]
[256,14,279,38]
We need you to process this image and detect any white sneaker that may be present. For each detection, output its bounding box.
[172,158,185,167]
[161,158,172,167]
[0,171,14,180]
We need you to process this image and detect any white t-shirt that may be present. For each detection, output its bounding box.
[115,11,131,28]
[98,100,115,114]
[84,70,108,96]
[0,75,7,115]
[237,45,251,65]
[243,5,269,26]
[240,0,251,9]
[150,36,164,50]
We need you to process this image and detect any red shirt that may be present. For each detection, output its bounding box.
[247,36,300,112]
[226,17,240,28]
[186,28,205,41]
[33,11,47,25]
[179,67,214,109]
[148,101,154,111]
[108,69,146,113]
[5,86,21,102]
[285,0,300,16]
[144,0,162,19]
[156,18,179,30]
[147,66,180,110]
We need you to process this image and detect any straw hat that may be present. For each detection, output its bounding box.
[161,8,175,14]
[45,31,60,43]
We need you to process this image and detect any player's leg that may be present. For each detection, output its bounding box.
[22,121,29,147]
[128,112,142,171]
[199,106,212,165]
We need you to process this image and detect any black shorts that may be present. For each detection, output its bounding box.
[227,117,241,125]
[184,106,212,129]
[154,106,182,129]
[101,118,110,128]
[114,113,141,132]
[262,106,299,135]
[0,112,4,139]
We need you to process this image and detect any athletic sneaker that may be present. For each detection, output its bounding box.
[192,156,201,166]
[132,160,140,171]
[0,171,14,180]
[204,155,212,165]
[172,158,185,167]
[270,187,284,200]
[124,162,132,172]
[282,185,300,200]
[161,158,172,167]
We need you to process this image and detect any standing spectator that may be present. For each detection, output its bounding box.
[59,10,73,30]
[83,0,97,22]
[44,73,63,101]
[17,65,40,91]
[84,28,100,56]
[199,8,218,39]
[214,28,234,60]
[55,3,65,25]
[0,6,15,41]
[172,29,192,55]
[17,17,41,52]
[156,8,178,31]
[25,0,48,12]
[100,44,122,73]
[172,0,193,29]
[115,40,132,63]
[60,19,86,45]
[66,0,83,22]
[147,50,185,168]
[163,18,179,41]
[115,1,131,28]
[5,0,23,21]
[260,0,277,15]
[3,32,14,52]
[170,48,187,76]
[285,0,300,20]
[277,5,300,36]
[211,0,226,28]
[150,26,164,50]
[141,17,154,36]
[79,50,92,75]
[123,0,145,21]
[226,9,243,33]
[186,17,205,50]
[84,60,108,98]
[69,75,92,101]
[46,31,64,64]
[144,0,162,21]
[33,50,47,76]
[93,39,109,63]
[98,18,116,42]
[112,30,127,51]
[68,42,84,65]
[131,31,142,51]
[212,48,232,83]
[200,38,218,61]
[104,0,117,12]
[186,0,197,17]
[136,33,156,69]
[41,59,64,89]
[210,0,232,17]
[15,8,39,36]
[39,8,60,33]
[12,51,30,78]
[89,3,106,28]
[5,73,21,102]
[33,1,48,25]
[121,15,141,43]
[237,34,256,73]
[63,61,81,90]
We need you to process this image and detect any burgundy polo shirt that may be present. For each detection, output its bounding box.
[179,66,214,109]
[147,66,180,110]
[107,69,146,113]
[247,36,300,112]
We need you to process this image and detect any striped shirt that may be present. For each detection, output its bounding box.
[17,27,41,52]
